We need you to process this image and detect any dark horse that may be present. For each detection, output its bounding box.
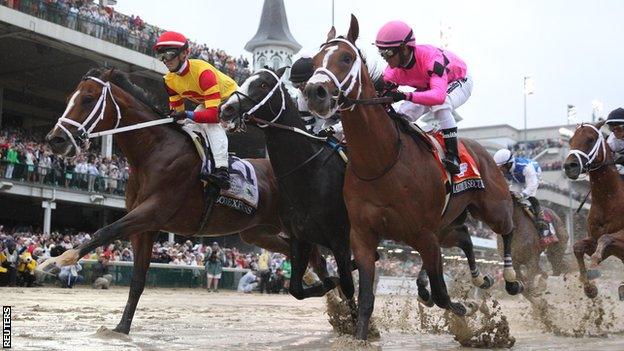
[304,15,522,340]
[219,68,355,308]
[41,68,320,334]
[497,200,570,294]
[564,121,624,298]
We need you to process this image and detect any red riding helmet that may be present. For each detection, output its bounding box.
[153,31,189,51]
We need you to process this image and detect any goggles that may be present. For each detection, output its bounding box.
[378,47,399,60]
[156,49,181,62]
[608,124,624,132]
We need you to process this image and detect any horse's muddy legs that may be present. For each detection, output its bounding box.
[574,238,598,298]
[114,232,157,334]
[502,232,524,295]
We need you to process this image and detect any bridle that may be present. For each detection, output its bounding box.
[567,123,608,173]
[54,76,173,155]
[228,69,286,131]
[311,38,402,181]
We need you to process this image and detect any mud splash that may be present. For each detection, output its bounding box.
[325,290,380,339]
[446,299,515,348]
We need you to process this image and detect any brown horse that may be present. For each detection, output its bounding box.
[304,15,522,340]
[40,68,322,334]
[497,201,570,294]
[564,121,624,298]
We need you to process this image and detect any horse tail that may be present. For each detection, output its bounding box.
[543,207,571,276]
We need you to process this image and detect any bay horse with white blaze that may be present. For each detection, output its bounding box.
[304,15,522,340]
[41,68,321,334]
[219,67,356,307]
[564,121,624,298]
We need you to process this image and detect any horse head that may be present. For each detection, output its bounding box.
[564,121,608,179]
[305,14,369,118]
[220,66,288,131]
[45,68,123,157]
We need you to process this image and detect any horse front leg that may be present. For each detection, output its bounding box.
[501,231,524,295]
[351,226,379,341]
[332,244,357,322]
[40,199,163,271]
[288,239,335,299]
[573,237,597,298]
[114,232,157,334]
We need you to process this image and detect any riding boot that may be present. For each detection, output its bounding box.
[442,128,461,174]
[207,166,231,190]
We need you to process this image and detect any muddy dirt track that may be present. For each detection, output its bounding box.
[3,273,624,350]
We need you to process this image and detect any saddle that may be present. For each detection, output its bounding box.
[510,193,558,245]
[179,123,260,233]
[390,111,485,195]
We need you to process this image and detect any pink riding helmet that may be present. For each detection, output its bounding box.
[375,21,416,48]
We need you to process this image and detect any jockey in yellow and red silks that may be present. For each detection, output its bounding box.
[154,31,238,189]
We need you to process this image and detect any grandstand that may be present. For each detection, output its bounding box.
[0,1,263,242]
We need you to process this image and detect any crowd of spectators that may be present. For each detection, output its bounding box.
[1,0,251,83]
[0,126,129,194]
[513,138,562,159]
[0,224,293,292]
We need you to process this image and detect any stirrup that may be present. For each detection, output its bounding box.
[207,169,230,190]
[443,157,461,174]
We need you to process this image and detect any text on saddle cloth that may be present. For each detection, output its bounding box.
[179,123,259,215]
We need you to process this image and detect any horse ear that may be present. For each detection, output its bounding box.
[276,66,288,78]
[326,26,337,42]
[346,14,359,43]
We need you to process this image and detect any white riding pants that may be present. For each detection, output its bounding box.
[397,75,473,130]
[195,105,229,169]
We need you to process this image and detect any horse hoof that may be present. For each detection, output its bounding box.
[584,284,598,299]
[448,302,467,316]
[417,288,434,307]
[505,280,524,295]
[618,285,624,301]
[480,275,495,290]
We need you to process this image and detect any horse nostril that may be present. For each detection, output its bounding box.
[316,85,328,99]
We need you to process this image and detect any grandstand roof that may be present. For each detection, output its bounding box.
[244,0,302,53]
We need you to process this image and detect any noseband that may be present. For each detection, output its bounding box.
[567,124,608,173]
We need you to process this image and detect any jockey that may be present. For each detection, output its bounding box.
[605,107,624,173]
[375,20,473,174]
[153,31,237,189]
[493,148,554,245]
[289,56,344,141]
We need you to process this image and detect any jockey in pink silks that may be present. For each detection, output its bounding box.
[376,20,473,174]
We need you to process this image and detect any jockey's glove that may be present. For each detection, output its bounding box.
[385,90,407,102]
[170,110,194,122]
[316,126,335,138]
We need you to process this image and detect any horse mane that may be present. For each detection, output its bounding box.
[83,68,166,118]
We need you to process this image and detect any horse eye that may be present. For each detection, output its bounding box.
[260,82,268,89]
[342,55,352,64]
[82,96,94,104]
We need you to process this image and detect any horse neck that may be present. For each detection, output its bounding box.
[111,90,175,167]
[264,97,320,174]
[340,75,405,177]
[588,153,624,215]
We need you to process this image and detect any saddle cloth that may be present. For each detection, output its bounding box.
[427,132,485,195]
[180,123,259,215]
